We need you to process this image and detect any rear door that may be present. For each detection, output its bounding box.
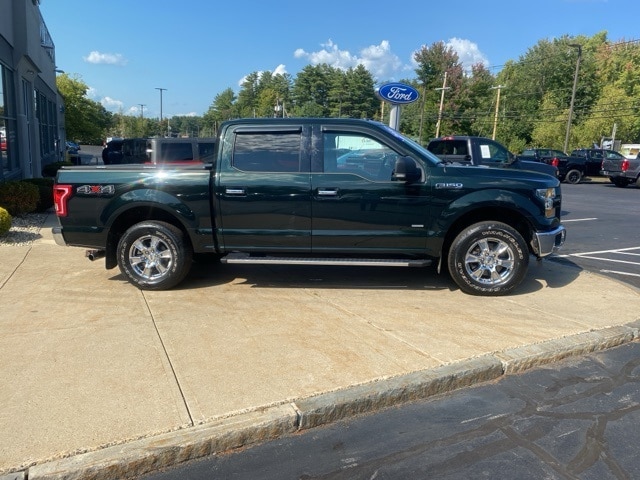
[216,124,312,252]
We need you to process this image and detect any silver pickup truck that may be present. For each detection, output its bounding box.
[600,151,640,187]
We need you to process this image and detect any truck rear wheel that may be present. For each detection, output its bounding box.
[564,169,582,184]
[447,221,529,296]
[117,221,193,290]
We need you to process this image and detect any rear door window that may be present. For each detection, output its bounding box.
[232,132,301,172]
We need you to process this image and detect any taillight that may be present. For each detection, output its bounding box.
[53,184,73,217]
[622,159,629,172]
[550,157,559,167]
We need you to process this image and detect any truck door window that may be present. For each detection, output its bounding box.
[479,139,509,164]
[232,132,301,172]
[324,133,398,181]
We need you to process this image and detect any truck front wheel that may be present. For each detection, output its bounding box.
[117,221,193,290]
[447,222,529,296]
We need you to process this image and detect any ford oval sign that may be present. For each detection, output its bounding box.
[376,82,420,105]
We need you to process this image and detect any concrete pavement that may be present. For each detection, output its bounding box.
[0,212,639,480]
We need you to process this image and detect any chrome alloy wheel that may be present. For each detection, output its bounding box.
[463,236,515,285]
[128,234,174,281]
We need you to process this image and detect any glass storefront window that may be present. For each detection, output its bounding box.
[1,63,17,177]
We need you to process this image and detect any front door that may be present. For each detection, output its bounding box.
[311,129,429,255]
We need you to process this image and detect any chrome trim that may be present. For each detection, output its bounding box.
[533,225,566,257]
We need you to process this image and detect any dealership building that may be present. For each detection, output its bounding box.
[0,0,64,181]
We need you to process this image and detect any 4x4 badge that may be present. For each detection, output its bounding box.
[77,185,115,195]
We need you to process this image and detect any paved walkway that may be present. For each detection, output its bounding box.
[0,213,638,480]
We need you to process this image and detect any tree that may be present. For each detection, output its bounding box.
[56,74,110,143]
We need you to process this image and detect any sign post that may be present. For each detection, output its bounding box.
[375,82,420,131]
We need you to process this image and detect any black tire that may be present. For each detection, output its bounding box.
[117,221,193,290]
[612,177,630,188]
[447,221,529,296]
[564,169,582,184]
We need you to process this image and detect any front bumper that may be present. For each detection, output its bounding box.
[532,225,566,257]
[52,226,67,247]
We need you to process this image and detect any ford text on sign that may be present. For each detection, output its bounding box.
[376,83,420,105]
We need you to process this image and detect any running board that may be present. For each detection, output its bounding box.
[222,253,431,267]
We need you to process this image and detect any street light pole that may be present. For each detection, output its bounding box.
[155,87,167,136]
[138,104,145,119]
[564,44,582,153]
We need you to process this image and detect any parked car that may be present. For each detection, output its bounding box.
[66,141,80,154]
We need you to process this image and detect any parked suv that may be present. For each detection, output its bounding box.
[101,137,216,165]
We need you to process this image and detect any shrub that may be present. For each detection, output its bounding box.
[0,181,39,216]
[22,178,54,212]
[0,207,11,236]
[42,161,73,178]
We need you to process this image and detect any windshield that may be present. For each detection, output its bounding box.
[378,124,443,165]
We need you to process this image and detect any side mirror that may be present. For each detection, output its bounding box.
[392,156,421,182]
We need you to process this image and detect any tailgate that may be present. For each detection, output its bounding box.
[600,157,624,173]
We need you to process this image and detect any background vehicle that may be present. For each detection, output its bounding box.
[600,152,640,187]
[570,148,621,179]
[517,148,586,184]
[101,138,125,164]
[427,136,559,178]
[102,137,216,165]
[66,140,80,155]
[52,118,565,296]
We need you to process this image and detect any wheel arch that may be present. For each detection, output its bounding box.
[440,206,533,268]
[104,206,193,269]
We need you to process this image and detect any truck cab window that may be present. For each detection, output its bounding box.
[232,132,301,172]
[324,133,398,181]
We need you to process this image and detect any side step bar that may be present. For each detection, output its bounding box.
[222,253,431,267]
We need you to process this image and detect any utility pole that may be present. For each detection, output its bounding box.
[138,104,145,119]
[490,85,505,140]
[564,44,582,153]
[435,72,450,138]
[155,87,167,137]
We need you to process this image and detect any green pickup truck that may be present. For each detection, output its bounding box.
[52,118,566,296]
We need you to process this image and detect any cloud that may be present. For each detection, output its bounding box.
[445,38,489,71]
[83,51,127,66]
[294,39,403,80]
[101,96,124,111]
[238,64,289,86]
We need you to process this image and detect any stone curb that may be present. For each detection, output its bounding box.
[17,322,640,480]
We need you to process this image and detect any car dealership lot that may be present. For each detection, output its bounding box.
[555,180,640,290]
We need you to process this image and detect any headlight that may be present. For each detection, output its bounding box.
[536,188,556,218]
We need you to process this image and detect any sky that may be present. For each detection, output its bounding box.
[40,0,639,120]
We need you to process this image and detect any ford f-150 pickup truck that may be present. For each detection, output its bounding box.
[426,136,559,178]
[52,118,566,296]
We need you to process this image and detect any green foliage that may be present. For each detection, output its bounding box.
[21,178,55,212]
[56,74,111,144]
[75,31,640,152]
[0,181,39,216]
[0,207,11,236]
[42,161,73,178]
